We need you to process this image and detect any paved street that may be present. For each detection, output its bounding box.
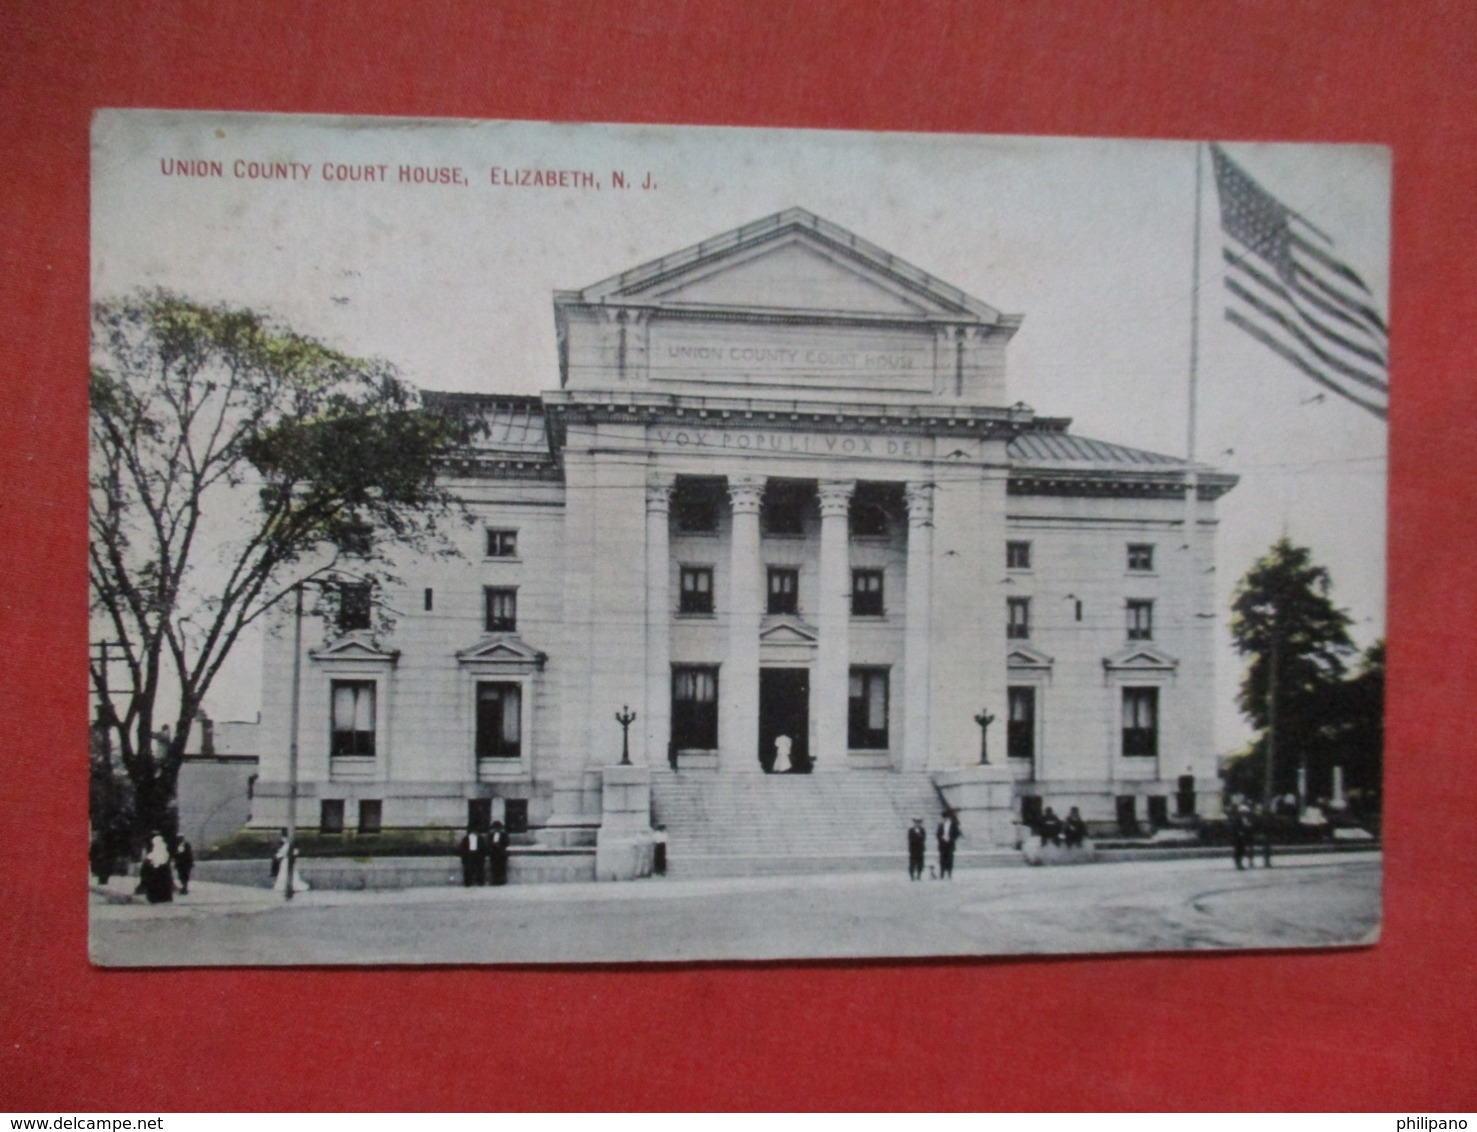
[90,850,1381,966]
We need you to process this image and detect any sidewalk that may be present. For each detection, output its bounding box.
[89,847,1383,918]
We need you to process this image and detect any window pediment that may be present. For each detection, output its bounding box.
[457,635,548,671]
[1102,644,1178,672]
[1006,645,1055,671]
[309,635,399,666]
[759,616,819,645]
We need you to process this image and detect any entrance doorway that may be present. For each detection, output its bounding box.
[759,667,810,773]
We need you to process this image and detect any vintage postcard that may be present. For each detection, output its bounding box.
[89,111,1386,965]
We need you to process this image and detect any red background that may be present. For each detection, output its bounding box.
[3,0,1474,1111]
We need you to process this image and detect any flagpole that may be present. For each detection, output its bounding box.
[1185,141,1203,547]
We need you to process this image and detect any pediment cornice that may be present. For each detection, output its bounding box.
[759,615,819,645]
[1102,643,1179,671]
[1007,645,1056,670]
[559,209,1015,328]
[308,634,399,665]
[456,635,549,670]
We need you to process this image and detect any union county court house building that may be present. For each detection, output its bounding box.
[253,209,1237,878]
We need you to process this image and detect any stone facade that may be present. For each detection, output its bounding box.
[251,209,1236,859]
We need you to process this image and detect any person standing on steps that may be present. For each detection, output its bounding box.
[936,809,961,878]
[907,817,927,880]
[488,820,510,886]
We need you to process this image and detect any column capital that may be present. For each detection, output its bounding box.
[816,479,856,519]
[904,480,935,526]
[727,475,766,514]
[645,475,675,513]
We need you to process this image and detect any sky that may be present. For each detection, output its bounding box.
[92,111,1390,754]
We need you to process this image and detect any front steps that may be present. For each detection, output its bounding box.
[651,770,980,878]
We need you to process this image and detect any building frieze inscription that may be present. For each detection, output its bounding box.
[649,424,952,460]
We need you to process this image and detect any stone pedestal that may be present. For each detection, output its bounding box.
[934,765,1019,848]
[594,764,655,881]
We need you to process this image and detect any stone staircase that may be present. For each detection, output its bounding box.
[650,770,955,878]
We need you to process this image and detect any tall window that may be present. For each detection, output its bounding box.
[476,682,522,759]
[330,680,376,757]
[852,569,884,616]
[672,666,719,750]
[679,566,714,614]
[1008,686,1036,760]
[1127,543,1154,572]
[850,489,890,537]
[484,587,517,632]
[1007,541,1031,570]
[1122,687,1159,757]
[357,799,383,835]
[763,483,807,536]
[336,583,372,632]
[674,480,721,533]
[768,567,799,615]
[320,799,345,834]
[486,528,518,557]
[848,667,889,749]
[1007,597,1031,639]
[1126,599,1154,640]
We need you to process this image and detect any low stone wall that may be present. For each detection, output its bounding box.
[195,849,596,890]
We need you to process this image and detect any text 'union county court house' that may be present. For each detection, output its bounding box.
[253,209,1237,878]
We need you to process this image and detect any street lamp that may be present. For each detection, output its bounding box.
[615,705,637,766]
[974,709,996,765]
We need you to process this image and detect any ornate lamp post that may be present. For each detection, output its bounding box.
[974,709,996,765]
[615,704,637,766]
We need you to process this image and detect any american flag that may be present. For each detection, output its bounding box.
[1211,144,1389,421]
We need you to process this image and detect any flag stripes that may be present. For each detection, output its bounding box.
[1210,144,1388,420]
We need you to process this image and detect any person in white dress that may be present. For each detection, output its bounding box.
[772,734,792,774]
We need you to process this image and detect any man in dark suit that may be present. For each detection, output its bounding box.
[458,827,485,887]
[907,817,927,880]
[936,810,961,878]
[173,835,195,895]
[488,820,510,886]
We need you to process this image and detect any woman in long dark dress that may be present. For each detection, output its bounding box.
[141,834,174,903]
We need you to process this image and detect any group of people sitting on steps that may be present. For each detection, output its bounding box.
[1031,805,1089,849]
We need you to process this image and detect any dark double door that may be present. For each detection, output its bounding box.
[759,667,810,774]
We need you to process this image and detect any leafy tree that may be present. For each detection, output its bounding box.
[89,292,470,839]
[1226,538,1357,802]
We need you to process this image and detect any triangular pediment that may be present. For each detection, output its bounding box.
[1103,644,1179,671]
[651,238,933,316]
[1007,645,1055,669]
[759,616,819,645]
[309,634,399,665]
[457,635,548,669]
[572,209,1004,323]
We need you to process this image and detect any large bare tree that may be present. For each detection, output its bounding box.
[90,292,469,837]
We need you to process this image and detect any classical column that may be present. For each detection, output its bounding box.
[644,475,675,768]
[721,475,765,772]
[903,481,935,771]
[814,479,856,772]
